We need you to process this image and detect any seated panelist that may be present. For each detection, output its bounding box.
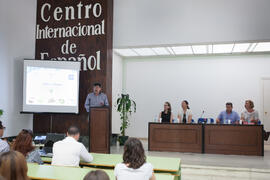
[158,102,173,123]
[178,100,192,123]
[216,102,240,124]
[241,100,259,124]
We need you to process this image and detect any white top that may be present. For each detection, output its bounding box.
[178,109,192,123]
[114,163,153,180]
[241,110,259,122]
[51,137,93,167]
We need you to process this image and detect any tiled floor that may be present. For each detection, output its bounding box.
[111,140,270,180]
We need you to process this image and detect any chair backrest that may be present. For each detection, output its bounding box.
[44,133,65,153]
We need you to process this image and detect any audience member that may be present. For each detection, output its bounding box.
[158,102,173,123]
[216,102,240,124]
[12,129,43,164]
[52,126,93,167]
[0,121,9,153]
[83,170,109,180]
[114,138,156,180]
[0,151,29,180]
[178,100,192,123]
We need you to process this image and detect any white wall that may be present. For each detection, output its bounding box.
[0,0,36,136]
[123,54,270,138]
[112,53,123,134]
[2,0,270,137]
[114,0,270,48]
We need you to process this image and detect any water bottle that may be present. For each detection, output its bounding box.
[154,116,158,122]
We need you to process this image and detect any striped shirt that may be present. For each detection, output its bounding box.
[0,139,10,153]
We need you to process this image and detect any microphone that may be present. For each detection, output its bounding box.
[200,110,205,118]
[88,95,91,113]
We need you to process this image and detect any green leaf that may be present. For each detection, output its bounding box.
[115,94,136,137]
[126,100,131,111]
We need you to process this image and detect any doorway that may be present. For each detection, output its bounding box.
[263,79,270,144]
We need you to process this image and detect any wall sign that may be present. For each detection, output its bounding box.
[34,0,113,135]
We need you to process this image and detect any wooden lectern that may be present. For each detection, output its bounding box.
[89,107,110,153]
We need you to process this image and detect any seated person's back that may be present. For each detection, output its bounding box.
[114,138,155,180]
[52,126,93,167]
[115,162,153,180]
[12,129,43,164]
[0,151,29,180]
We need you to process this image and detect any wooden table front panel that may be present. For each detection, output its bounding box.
[204,125,263,156]
[148,123,203,153]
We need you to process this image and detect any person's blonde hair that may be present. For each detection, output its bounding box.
[0,151,29,180]
[246,100,254,108]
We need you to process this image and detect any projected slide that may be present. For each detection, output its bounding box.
[23,60,80,113]
[26,67,78,106]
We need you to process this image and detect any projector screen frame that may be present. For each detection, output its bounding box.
[20,111,78,114]
[22,59,81,114]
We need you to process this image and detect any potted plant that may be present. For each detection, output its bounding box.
[0,109,3,117]
[116,94,136,145]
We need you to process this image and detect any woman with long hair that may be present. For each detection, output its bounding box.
[12,129,43,164]
[114,138,155,180]
[0,151,29,180]
[178,100,192,123]
[158,102,173,123]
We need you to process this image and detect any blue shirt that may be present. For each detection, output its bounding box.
[217,111,240,124]
[84,92,109,112]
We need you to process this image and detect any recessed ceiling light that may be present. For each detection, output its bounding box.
[114,49,137,57]
[253,42,270,52]
[232,43,250,53]
[213,44,234,54]
[207,45,213,54]
[151,47,170,55]
[166,47,175,55]
[171,46,193,55]
[132,48,156,56]
[192,45,207,54]
[247,43,257,52]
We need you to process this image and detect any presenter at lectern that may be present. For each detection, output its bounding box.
[84,83,109,112]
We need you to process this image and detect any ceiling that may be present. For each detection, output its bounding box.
[114,42,270,58]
